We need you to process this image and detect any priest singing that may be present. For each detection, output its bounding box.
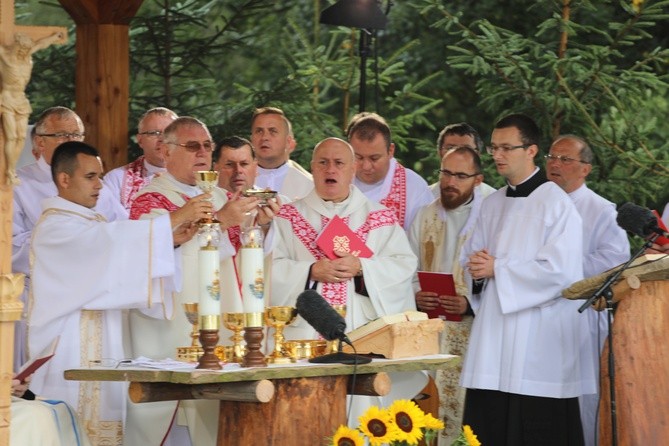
[270,137,421,423]
[28,141,208,445]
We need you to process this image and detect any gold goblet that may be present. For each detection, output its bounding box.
[265,306,298,364]
[222,312,246,363]
[328,304,347,354]
[176,302,204,362]
[195,171,220,224]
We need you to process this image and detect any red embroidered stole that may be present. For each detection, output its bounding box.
[277,204,396,305]
[380,162,407,228]
[120,156,150,210]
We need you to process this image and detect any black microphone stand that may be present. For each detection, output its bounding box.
[578,234,657,446]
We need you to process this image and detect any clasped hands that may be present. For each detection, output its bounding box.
[415,291,468,315]
[310,250,362,284]
[467,248,495,280]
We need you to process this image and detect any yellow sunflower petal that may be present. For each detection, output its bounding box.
[463,425,481,446]
[332,425,364,446]
[358,406,399,446]
[387,399,425,444]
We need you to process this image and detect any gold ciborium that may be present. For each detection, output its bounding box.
[242,188,278,207]
[195,171,220,224]
[222,312,246,363]
[176,302,204,362]
[264,306,297,364]
[328,304,347,354]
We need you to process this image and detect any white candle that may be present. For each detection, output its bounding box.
[241,246,265,322]
[198,247,221,316]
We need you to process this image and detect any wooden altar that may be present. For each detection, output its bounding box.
[65,355,457,446]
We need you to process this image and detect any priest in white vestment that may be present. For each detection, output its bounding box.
[29,142,202,445]
[250,107,313,201]
[271,137,421,425]
[128,117,277,446]
[103,107,178,216]
[347,112,433,230]
[408,147,488,445]
[462,114,596,445]
[547,135,630,446]
[13,107,125,370]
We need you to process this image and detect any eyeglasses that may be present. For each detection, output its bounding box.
[436,169,481,181]
[138,130,163,137]
[544,154,589,165]
[486,144,529,155]
[37,132,85,141]
[166,141,214,153]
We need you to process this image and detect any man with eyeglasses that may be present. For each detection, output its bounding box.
[250,106,313,201]
[28,141,205,445]
[103,107,178,216]
[128,117,274,446]
[547,134,630,446]
[12,106,125,370]
[462,114,596,445]
[408,146,484,444]
[347,112,433,230]
[428,122,496,200]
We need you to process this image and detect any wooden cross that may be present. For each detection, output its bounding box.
[0,0,68,46]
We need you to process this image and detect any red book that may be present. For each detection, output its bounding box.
[651,210,669,246]
[417,271,462,321]
[14,336,59,382]
[316,215,373,260]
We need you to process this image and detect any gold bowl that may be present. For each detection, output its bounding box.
[242,188,278,206]
[285,340,328,360]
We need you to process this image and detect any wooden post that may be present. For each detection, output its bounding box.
[0,1,67,444]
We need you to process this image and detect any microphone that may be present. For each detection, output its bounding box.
[616,202,668,238]
[295,290,351,344]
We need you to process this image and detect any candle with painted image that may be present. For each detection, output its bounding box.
[241,226,265,325]
[198,225,221,318]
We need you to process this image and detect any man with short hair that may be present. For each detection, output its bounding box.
[128,117,276,446]
[213,135,258,192]
[546,134,630,446]
[347,112,433,230]
[429,122,495,200]
[462,114,596,445]
[12,106,124,368]
[250,106,313,200]
[408,147,484,445]
[28,141,203,445]
[104,107,178,215]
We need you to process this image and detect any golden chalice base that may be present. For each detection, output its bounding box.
[284,340,328,360]
[176,346,204,362]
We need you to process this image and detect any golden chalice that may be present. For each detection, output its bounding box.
[222,312,246,363]
[328,304,347,354]
[195,171,220,224]
[264,306,298,364]
[176,302,204,362]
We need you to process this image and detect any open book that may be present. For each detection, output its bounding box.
[14,336,59,382]
[347,310,427,342]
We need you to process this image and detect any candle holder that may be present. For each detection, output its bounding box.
[195,170,220,224]
[265,306,298,364]
[241,312,267,368]
[197,314,222,370]
[223,312,246,363]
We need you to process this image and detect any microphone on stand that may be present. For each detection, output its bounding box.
[616,202,668,239]
[295,290,371,364]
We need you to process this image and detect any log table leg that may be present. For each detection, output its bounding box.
[217,375,347,445]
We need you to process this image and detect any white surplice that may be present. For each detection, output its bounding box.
[127,173,241,446]
[28,196,176,445]
[10,397,92,446]
[408,190,485,445]
[103,156,166,218]
[12,157,126,370]
[570,184,630,446]
[460,176,597,399]
[271,186,422,425]
[255,159,313,202]
[354,158,433,231]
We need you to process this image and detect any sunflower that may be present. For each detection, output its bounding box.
[422,413,445,431]
[332,425,364,446]
[358,405,398,446]
[463,425,481,446]
[387,399,425,445]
